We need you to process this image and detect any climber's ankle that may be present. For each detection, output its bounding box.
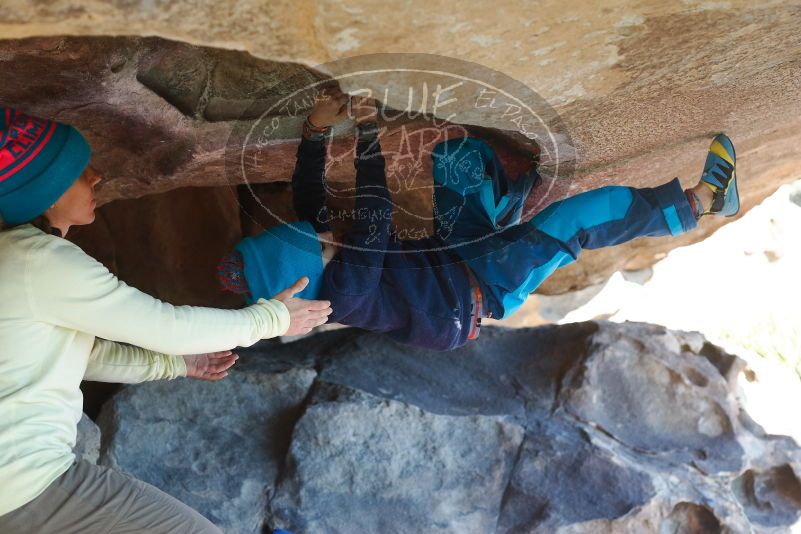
[686,182,714,218]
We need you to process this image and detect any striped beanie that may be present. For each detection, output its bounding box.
[0,106,91,225]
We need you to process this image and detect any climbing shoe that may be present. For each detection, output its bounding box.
[700,133,738,217]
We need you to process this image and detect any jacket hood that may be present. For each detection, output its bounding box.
[235,220,324,304]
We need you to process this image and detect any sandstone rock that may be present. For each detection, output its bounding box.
[660,502,726,534]
[3,11,801,299]
[98,322,801,533]
[0,36,326,202]
[733,464,801,529]
[497,419,655,532]
[0,37,537,204]
[69,185,247,308]
[560,324,745,474]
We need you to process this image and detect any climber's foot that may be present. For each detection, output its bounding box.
[695,133,738,217]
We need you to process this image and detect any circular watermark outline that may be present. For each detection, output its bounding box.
[224,53,575,261]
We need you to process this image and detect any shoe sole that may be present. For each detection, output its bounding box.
[706,134,739,217]
[719,134,739,217]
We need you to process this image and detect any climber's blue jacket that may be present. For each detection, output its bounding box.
[239,134,697,351]
[291,135,475,351]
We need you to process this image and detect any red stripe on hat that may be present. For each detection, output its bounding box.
[0,108,10,147]
[0,120,57,183]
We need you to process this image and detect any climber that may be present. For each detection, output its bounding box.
[217,88,738,351]
[0,106,332,533]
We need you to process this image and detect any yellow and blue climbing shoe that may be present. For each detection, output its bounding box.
[700,133,738,217]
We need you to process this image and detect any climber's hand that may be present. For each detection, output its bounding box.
[183,350,238,381]
[271,277,333,336]
[308,86,350,128]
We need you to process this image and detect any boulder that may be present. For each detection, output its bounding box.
[98,365,316,533]
[97,322,801,533]
[270,384,524,534]
[0,37,538,204]
[560,325,745,474]
[74,412,101,464]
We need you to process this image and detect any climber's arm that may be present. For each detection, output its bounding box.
[292,135,331,233]
[292,88,349,232]
[324,126,392,297]
[84,338,186,383]
[27,238,289,355]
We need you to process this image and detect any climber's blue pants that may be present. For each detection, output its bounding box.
[432,138,698,320]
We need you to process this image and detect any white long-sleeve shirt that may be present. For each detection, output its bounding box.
[0,223,290,516]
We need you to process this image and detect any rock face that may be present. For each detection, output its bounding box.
[272,385,524,534]
[0,37,539,204]
[99,366,315,533]
[3,0,801,301]
[97,322,801,533]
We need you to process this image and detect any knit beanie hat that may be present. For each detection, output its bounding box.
[0,106,91,225]
[234,220,325,304]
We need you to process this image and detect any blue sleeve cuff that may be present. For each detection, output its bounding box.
[653,177,698,235]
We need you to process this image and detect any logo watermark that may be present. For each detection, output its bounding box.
[224,53,575,262]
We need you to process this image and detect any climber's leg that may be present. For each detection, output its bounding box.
[530,132,737,253]
[292,136,331,233]
[0,459,221,534]
[530,177,697,256]
[450,134,736,321]
[458,177,698,319]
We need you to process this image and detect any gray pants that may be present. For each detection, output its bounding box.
[0,459,221,533]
